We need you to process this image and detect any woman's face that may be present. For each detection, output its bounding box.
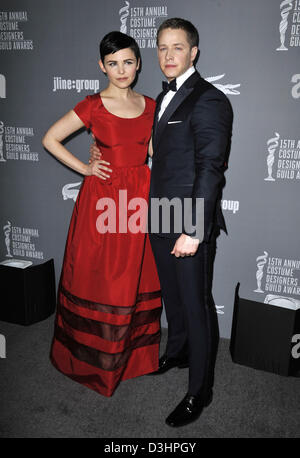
[99,48,139,89]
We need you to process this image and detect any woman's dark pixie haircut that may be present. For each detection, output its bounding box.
[156,18,199,48]
[100,31,141,62]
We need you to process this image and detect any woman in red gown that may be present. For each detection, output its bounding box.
[42,32,161,397]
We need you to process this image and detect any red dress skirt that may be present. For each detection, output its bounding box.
[50,94,162,397]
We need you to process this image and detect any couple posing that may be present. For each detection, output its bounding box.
[43,18,233,428]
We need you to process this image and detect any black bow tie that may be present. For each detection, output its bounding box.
[162,79,177,94]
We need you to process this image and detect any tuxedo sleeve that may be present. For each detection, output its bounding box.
[189,88,233,242]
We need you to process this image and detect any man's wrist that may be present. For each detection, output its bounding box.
[181,233,200,244]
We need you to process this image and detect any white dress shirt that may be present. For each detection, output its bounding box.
[158,66,196,121]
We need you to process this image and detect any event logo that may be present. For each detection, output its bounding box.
[276,0,300,50]
[0,334,6,358]
[265,132,280,181]
[62,182,82,202]
[277,0,294,50]
[119,1,130,33]
[0,121,5,162]
[118,2,168,48]
[0,74,5,98]
[2,221,44,260]
[53,77,100,94]
[264,132,300,181]
[0,122,38,162]
[205,74,240,95]
[254,251,268,293]
[254,251,300,297]
[0,121,7,162]
[3,221,13,257]
[0,11,33,51]
[291,73,300,98]
[221,199,239,214]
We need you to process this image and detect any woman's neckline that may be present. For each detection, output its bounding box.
[99,93,147,120]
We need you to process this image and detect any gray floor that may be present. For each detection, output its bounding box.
[0,315,299,438]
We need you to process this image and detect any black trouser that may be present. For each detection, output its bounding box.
[149,231,220,397]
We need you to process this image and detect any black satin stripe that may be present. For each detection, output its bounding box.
[60,285,134,315]
[54,323,161,372]
[137,290,161,303]
[58,302,162,342]
[133,307,162,327]
[60,284,161,315]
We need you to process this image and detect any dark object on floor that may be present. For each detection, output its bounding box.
[0,259,56,325]
[230,283,300,377]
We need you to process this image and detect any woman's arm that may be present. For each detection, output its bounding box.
[42,110,102,177]
[42,110,88,175]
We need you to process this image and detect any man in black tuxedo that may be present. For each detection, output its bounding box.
[147,18,233,427]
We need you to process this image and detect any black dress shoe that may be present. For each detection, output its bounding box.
[147,353,189,375]
[165,390,213,427]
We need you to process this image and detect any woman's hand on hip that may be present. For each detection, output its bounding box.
[85,159,112,179]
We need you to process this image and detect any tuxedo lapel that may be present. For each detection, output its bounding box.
[153,71,201,150]
[154,85,193,149]
[152,92,164,140]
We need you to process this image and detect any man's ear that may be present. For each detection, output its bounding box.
[99,59,106,74]
[191,46,198,64]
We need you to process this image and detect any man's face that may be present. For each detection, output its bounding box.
[157,28,198,81]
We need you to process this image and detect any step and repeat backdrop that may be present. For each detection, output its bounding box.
[0,0,299,338]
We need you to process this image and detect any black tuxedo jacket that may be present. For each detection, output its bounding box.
[149,70,233,242]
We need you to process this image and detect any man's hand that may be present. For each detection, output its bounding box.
[88,134,112,180]
[171,234,200,258]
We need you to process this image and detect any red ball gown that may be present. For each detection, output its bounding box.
[50,94,162,397]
